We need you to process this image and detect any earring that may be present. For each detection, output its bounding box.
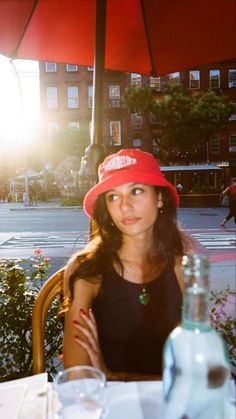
[110,221,114,226]
[157,199,164,214]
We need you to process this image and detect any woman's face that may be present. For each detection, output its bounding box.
[104,183,161,238]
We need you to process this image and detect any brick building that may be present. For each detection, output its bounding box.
[39,60,236,180]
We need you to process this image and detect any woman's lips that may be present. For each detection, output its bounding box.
[122,217,140,225]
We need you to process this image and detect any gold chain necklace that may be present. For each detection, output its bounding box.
[123,262,155,306]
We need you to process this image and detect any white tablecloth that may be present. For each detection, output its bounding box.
[0,373,48,419]
[0,374,235,419]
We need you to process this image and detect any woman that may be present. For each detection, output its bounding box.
[63,149,191,381]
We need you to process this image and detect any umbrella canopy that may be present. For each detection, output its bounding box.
[0,0,235,76]
[0,0,235,180]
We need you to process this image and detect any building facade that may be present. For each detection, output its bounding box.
[39,60,236,180]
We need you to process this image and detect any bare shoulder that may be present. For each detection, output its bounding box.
[64,255,101,300]
[63,255,80,296]
[64,254,80,279]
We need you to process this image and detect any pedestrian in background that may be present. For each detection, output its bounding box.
[220,177,236,228]
[176,182,184,194]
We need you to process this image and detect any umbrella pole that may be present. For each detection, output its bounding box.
[79,0,107,184]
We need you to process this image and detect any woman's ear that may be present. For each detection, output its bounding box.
[157,192,164,209]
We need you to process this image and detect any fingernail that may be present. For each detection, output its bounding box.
[80,308,86,316]
[73,320,82,326]
[74,335,80,340]
[89,307,93,313]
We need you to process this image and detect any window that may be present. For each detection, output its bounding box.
[87,67,94,71]
[67,86,79,108]
[168,72,180,85]
[229,134,236,152]
[189,70,200,89]
[108,84,120,107]
[131,73,141,87]
[229,103,236,121]
[66,64,78,72]
[149,77,161,90]
[45,62,57,72]
[152,138,160,156]
[209,70,220,88]
[48,122,59,137]
[110,121,121,145]
[210,135,220,154]
[88,85,93,108]
[228,69,236,88]
[47,87,58,109]
[133,138,142,148]
[131,114,142,126]
[68,121,80,130]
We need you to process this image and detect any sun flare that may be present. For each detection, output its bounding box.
[0,55,40,151]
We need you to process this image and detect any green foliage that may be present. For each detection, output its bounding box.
[124,84,234,163]
[124,86,156,116]
[48,127,89,166]
[210,287,236,379]
[0,251,63,381]
[154,85,199,153]
[194,90,235,137]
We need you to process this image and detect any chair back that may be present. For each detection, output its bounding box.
[32,267,64,374]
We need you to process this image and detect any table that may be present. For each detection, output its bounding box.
[0,373,235,419]
[0,373,48,419]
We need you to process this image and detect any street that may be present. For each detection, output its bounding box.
[0,202,235,293]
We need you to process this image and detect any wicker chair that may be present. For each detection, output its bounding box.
[32,267,64,374]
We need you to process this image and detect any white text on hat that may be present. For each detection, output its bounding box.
[103,155,137,172]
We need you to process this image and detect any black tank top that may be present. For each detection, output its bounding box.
[92,265,182,375]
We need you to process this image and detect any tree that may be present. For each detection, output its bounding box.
[124,86,156,116]
[124,84,235,164]
[49,127,89,163]
[29,126,89,170]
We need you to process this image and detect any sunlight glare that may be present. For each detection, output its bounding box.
[0,54,40,151]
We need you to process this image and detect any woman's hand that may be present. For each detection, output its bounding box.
[73,308,109,375]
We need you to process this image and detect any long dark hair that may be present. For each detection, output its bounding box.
[67,186,191,300]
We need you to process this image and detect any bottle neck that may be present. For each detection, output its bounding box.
[182,255,211,331]
[182,285,211,330]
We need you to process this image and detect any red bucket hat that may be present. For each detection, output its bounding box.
[83,149,179,218]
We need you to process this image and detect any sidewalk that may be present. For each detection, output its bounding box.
[0,200,82,211]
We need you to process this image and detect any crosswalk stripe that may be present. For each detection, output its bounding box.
[204,246,236,250]
[0,232,235,251]
[0,233,90,249]
[191,232,236,250]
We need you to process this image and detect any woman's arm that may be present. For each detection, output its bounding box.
[63,260,101,369]
[73,307,162,381]
[221,186,230,196]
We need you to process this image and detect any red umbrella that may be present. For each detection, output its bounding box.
[0,0,235,76]
[0,0,235,173]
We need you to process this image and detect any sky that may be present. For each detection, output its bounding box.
[0,54,40,150]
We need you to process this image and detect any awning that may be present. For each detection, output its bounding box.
[160,164,222,172]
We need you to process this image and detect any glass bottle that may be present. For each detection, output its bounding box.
[163,254,230,419]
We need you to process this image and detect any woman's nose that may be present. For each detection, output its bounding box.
[120,195,132,212]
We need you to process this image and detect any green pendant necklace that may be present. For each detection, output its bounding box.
[123,262,155,306]
[139,284,150,305]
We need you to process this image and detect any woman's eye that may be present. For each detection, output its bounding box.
[132,187,143,195]
[106,193,119,202]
